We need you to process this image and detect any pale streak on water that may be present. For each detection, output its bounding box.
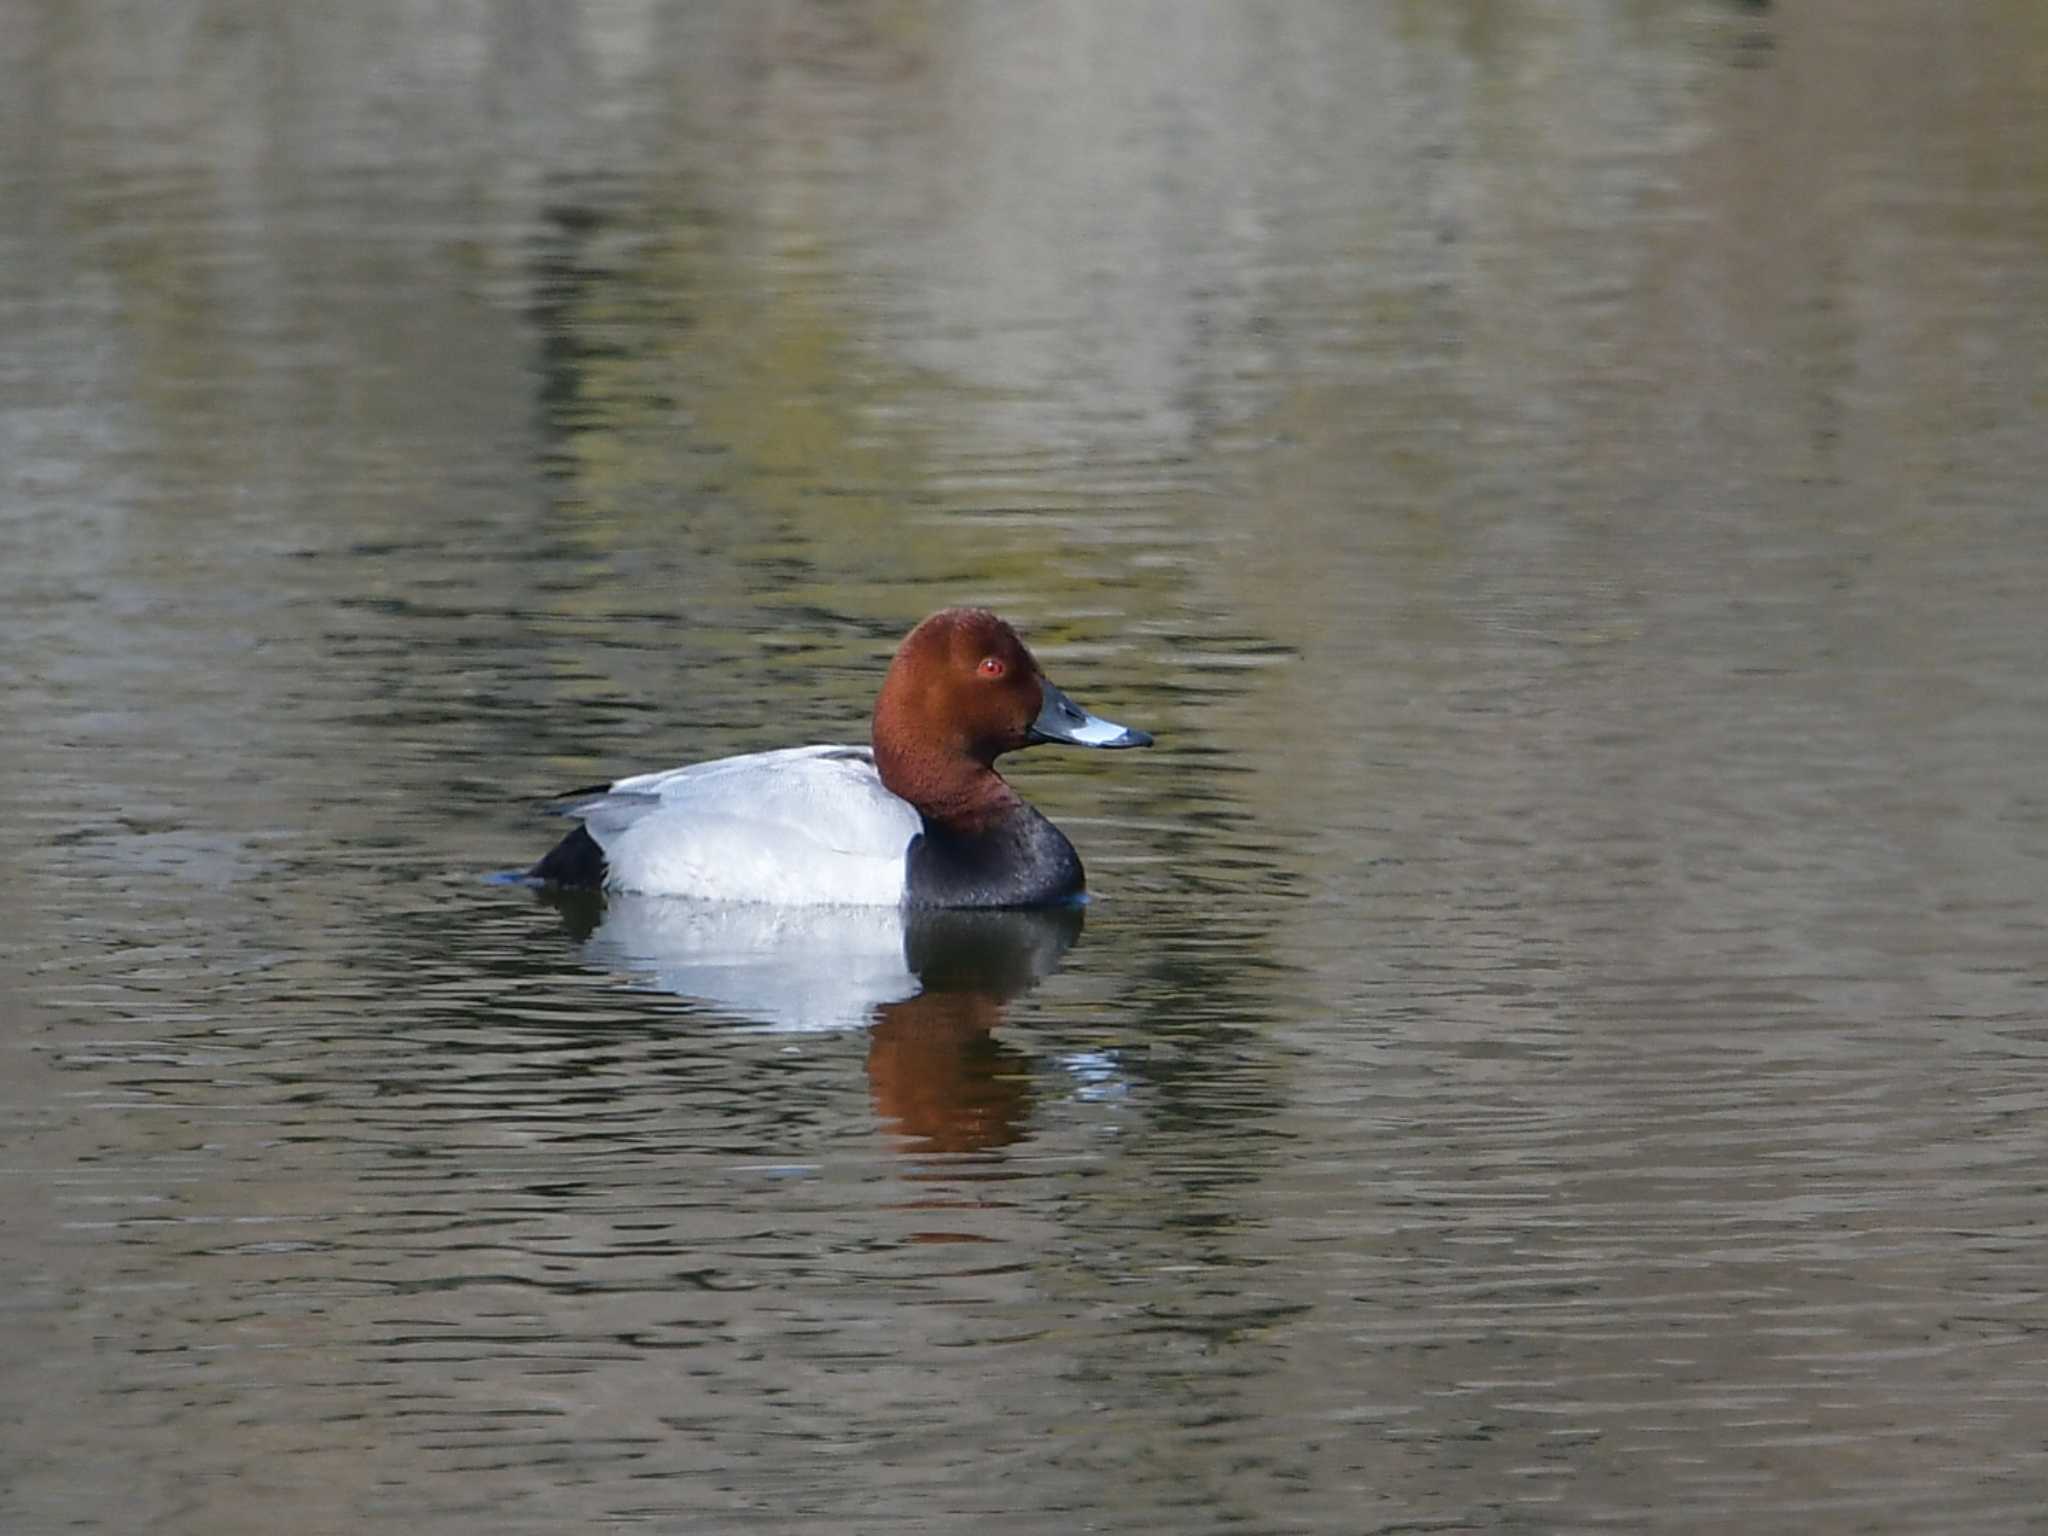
[4,2,2048,1532]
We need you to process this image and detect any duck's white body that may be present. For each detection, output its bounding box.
[562,745,923,905]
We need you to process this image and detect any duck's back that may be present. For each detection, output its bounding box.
[545,746,923,904]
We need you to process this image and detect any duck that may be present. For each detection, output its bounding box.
[529,608,1152,907]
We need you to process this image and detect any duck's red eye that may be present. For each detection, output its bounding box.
[977,656,1007,679]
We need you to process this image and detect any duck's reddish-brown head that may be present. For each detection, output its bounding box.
[871,608,1150,822]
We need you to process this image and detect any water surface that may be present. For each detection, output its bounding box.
[5,3,2048,1531]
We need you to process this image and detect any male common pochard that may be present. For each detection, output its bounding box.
[530,608,1152,906]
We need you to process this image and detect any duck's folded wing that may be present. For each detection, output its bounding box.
[557,749,917,872]
[603,744,877,800]
[601,810,912,905]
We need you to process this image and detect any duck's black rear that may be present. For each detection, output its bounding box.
[531,824,607,887]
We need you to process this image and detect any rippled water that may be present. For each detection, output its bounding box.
[6,2,2048,1531]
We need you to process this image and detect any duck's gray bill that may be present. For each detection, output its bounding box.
[1029,679,1153,749]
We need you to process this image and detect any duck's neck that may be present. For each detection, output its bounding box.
[873,742,1021,833]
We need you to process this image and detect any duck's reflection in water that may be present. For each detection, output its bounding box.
[546,892,1083,1153]
[870,908,1081,1153]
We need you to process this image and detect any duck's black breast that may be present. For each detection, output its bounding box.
[905,802,1084,909]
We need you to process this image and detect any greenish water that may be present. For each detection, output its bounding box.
[6,3,2048,1531]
